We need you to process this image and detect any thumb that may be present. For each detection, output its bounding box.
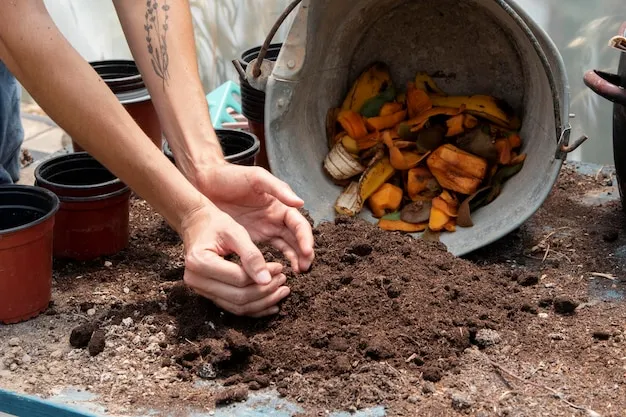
[253,169,304,208]
[226,224,272,285]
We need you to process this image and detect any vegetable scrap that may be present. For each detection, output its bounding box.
[324,62,526,234]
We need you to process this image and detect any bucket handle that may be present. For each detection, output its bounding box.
[583,22,626,106]
[250,0,303,79]
[583,69,626,106]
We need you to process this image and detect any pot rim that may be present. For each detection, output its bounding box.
[35,152,123,192]
[164,129,261,163]
[216,128,261,162]
[0,185,60,236]
[57,185,131,204]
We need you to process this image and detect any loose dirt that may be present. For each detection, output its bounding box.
[1,162,625,417]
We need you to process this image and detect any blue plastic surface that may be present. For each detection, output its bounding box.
[205,81,242,128]
[0,387,387,417]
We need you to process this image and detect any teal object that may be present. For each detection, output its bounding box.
[206,81,242,128]
[0,387,387,416]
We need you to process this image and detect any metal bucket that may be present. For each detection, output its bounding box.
[264,0,575,256]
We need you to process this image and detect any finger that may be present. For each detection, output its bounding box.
[210,286,291,316]
[249,306,281,318]
[186,244,283,287]
[270,237,300,272]
[190,273,287,306]
[284,208,315,271]
[224,225,272,285]
[185,250,252,287]
[249,169,304,208]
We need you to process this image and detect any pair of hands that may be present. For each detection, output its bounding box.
[179,163,315,318]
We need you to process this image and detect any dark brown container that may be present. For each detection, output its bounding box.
[0,185,59,324]
[238,43,283,172]
[72,60,162,152]
[34,153,131,261]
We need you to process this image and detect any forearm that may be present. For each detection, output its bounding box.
[0,0,211,233]
[113,0,225,185]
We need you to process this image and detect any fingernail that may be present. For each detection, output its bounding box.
[279,287,291,297]
[257,270,272,284]
[269,307,280,315]
[278,274,287,285]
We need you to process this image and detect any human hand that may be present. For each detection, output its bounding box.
[180,202,291,317]
[192,163,315,273]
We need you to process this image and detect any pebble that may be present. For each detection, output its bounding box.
[165,325,177,336]
[549,333,565,340]
[104,261,113,268]
[50,349,64,360]
[475,329,501,348]
[538,313,549,319]
[422,381,436,394]
[122,317,134,327]
[21,354,32,365]
[87,308,96,316]
[196,363,217,380]
[451,391,473,411]
[9,363,17,371]
[407,394,421,404]
[8,337,21,347]
[123,287,130,294]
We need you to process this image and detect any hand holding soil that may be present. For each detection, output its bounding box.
[180,203,291,317]
[190,163,315,273]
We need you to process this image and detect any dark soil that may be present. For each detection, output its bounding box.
[30,163,626,415]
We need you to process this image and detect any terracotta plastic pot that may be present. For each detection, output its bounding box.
[35,152,131,261]
[164,129,260,167]
[0,185,59,324]
[73,60,162,152]
[237,43,283,171]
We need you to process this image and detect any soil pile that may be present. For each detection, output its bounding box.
[154,216,541,410]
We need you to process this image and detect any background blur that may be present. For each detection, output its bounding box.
[23,0,626,165]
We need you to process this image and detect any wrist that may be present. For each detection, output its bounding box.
[168,129,227,186]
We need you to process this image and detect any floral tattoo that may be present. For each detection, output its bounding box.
[144,0,170,88]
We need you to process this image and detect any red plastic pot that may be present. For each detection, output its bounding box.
[73,60,162,153]
[34,152,131,261]
[0,185,59,324]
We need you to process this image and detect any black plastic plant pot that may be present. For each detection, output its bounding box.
[0,185,60,324]
[165,129,260,166]
[238,43,284,71]
[34,152,126,198]
[238,44,283,122]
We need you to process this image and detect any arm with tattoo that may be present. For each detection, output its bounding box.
[113,0,226,185]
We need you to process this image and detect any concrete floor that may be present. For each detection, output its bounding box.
[17,108,71,186]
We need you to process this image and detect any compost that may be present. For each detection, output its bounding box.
[1,163,626,416]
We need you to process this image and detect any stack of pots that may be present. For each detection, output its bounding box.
[34,152,132,261]
[72,60,162,153]
[0,185,59,324]
[237,43,283,172]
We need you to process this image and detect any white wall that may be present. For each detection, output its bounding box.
[24,0,626,164]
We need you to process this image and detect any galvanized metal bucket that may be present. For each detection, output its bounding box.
[265,0,578,256]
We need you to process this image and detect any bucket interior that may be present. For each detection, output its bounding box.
[266,0,566,256]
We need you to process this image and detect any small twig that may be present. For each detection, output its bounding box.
[591,272,616,281]
[184,338,199,347]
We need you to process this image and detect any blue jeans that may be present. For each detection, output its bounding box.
[0,60,23,184]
